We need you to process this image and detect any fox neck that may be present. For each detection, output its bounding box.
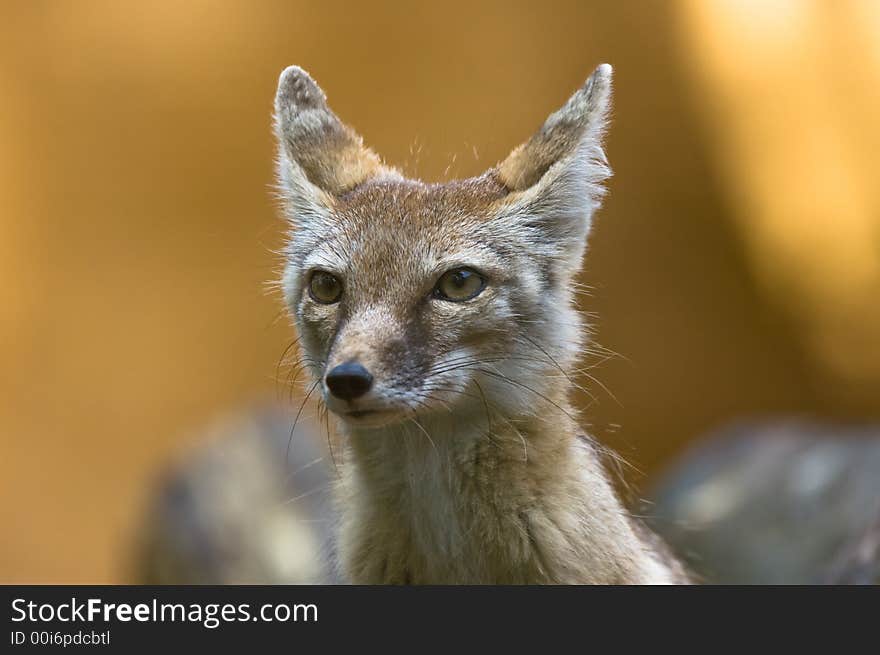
[335,393,677,584]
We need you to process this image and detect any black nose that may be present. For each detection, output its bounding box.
[325,362,373,400]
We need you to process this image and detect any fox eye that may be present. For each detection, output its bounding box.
[308,270,343,304]
[433,268,485,302]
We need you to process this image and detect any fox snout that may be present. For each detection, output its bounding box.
[325,362,373,401]
[315,306,430,425]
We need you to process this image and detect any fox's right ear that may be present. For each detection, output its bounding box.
[273,66,397,226]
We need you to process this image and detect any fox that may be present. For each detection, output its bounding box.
[273,63,689,584]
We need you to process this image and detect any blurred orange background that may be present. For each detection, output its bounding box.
[1,1,878,583]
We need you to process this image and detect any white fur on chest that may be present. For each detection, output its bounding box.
[344,419,496,581]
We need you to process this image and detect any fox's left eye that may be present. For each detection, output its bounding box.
[433,268,485,302]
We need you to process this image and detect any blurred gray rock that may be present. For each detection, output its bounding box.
[137,405,336,584]
[648,421,880,584]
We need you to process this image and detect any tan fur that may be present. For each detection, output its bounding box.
[273,65,688,584]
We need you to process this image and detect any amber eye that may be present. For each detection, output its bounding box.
[308,271,343,304]
[433,268,485,302]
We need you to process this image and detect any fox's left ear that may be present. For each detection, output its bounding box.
[274,66,398,227]
[494,64,613,274]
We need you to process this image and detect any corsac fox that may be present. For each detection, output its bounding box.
[273,64,688,583]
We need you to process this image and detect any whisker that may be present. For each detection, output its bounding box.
[283,455,325,484]
[474,366,578,422]
[286,378,321,467]
[322,398,340,474]
[515,334,598,405]
[472,378,494,435]
[407,413,438,453]
[281,483,330,506]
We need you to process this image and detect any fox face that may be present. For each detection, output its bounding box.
[275,66,612,429]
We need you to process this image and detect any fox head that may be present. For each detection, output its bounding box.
[275,65,612,429]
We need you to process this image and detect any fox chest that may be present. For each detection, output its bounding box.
[341,472,553,584]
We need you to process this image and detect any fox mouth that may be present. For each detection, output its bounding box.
[345,409,376,419]
[337,407,401,428]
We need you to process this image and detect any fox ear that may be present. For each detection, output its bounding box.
[494,64,613,273]
[274,66,397,225]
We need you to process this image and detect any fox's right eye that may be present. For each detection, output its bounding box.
[308,271,343,304]
[433,267,485,302]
